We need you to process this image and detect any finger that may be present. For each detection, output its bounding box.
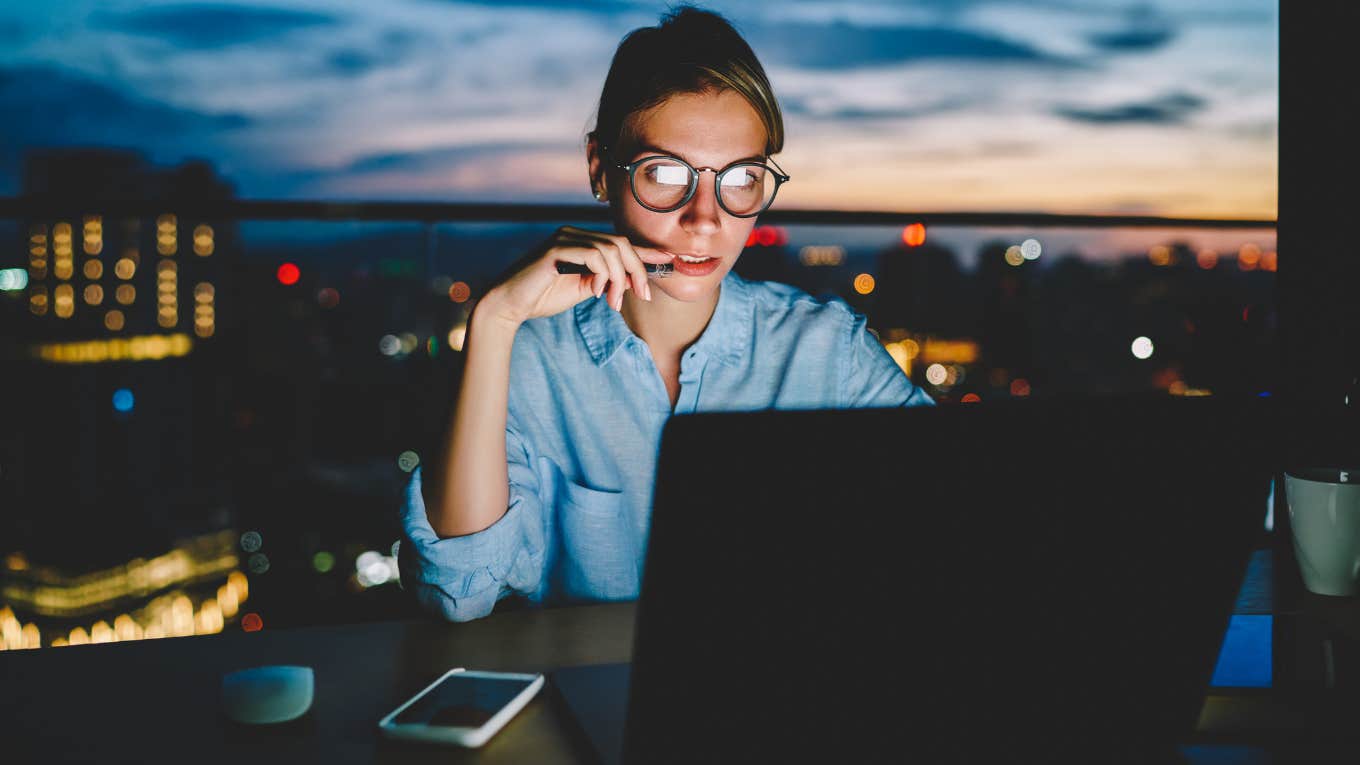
[591,239,630,311]
[604,234,653,301]
[549,245,609,298]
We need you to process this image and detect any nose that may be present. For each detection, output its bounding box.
[679,170,721,236]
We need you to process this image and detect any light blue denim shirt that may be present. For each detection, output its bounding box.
[401,272,934,621]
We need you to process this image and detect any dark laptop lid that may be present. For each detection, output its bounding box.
[623,395,1274,763]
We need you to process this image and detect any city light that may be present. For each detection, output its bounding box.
[277,263,301,285]
[0,268,28,291]
[114,257,136,279]
[902,223,926,247]
[241,613,263,632]
[29,288,48,316]
[193,224,214,257]
[83,259,103,279]
[240,531,262,553]
[798,245,845,266]
[1148,245,1172,266]
[1131,336,1155,359]
[1197,249,1218,269]
[355,550,399,588]
[397,451,420,472]
[104,310,125,331]
[448,325,467,352]
[54,283,74,318]
[83,284,104,306]
[317,287,340,308]
[1021,238,1042,261]
[1010,378,1032,397]
[312,552,336,574]
[1004,246,1025,267]
[853,273,876,295]
[961,393,982,403]
[112,388,134,413]
[926,363,948,386]
[34,333,194,364]
[746,225,787,247]
[449,281,471,303]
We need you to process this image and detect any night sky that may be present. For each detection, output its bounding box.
[0,0,1277,217]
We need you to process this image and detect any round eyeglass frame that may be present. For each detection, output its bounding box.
[604,148,790,218]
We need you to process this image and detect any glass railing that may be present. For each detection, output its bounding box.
[0,199,1277,648]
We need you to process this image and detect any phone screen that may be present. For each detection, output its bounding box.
[393,674,535,728]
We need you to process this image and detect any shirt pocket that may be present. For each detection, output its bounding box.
[557,480,639,601]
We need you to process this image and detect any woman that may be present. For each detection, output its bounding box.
[401,6,933,621]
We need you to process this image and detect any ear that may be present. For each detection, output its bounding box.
[585,133,608,202]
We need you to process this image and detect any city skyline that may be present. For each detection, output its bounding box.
[0,1,1277,218]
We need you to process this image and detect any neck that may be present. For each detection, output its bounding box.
[620,281,722,355]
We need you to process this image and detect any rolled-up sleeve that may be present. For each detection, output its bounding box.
[399,421,548,622]
[840,311,935,408]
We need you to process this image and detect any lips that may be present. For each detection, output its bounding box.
[668,252,722,277]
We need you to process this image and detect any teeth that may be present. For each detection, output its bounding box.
[677,254,711,263]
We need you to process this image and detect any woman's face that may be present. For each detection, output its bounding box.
[595,89,767,304]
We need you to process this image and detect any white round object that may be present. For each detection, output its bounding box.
[221,665,314,724]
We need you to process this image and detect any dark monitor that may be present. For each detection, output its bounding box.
[623,395,1274,763]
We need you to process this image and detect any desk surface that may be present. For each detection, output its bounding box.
[6,576,1360,764]
[0,602,636,764]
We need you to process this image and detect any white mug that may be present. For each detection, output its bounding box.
[1284,468,1360,596]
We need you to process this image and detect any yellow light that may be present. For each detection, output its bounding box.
[83,236,103,256]
[51,637,69,647]
[116,284,136,304]
[54,259,73,280]
[5,553,28,571]
[21,624,40,649]
[920,339,980,364]
[448,325,467,352]
[217,584,240,619]
[157,259,177,275]
[145,624,166,639]
[84,284,104,306]
[193,225,214,256]
[885,342,911,375]
[799,245,846,266]
[54,284,75,318]
[853,273,876,295]
[91,620,114,643]
[69,626,90,645]
[1197,249,1218,269]
[114,258,136,279]
[900,338,920,358]
[53,222,72,240]
[114,614,141,641]
[228,571,249,602]
[1148,245,1171,266]
[1004,246,1025,267]
[30,289,49,316]
[194,283,215,301]
[196,599,224,635]
[32,333,196,365]
[83,259,103,279]
[105,310,125,331]
[156,214,177,231]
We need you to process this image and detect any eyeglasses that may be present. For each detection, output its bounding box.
[605,148,790,218]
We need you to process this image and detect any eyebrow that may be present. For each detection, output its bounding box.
[631,142,767,167]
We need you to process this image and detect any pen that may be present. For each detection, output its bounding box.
[556,261,673,278]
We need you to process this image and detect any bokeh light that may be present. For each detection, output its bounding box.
[1131,336,1155,359]
[853,273,876,295]
[276,263,300,285]
[112,388,134,413]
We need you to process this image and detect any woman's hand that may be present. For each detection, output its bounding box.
[481,225,659,326]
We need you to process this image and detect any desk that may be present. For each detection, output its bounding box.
[5,573,1360,764]
[0,602,635,764]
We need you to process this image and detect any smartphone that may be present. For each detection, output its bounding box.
[377,668,545,747]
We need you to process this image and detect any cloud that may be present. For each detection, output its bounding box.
[0,65,248,190]
[750,21,1073,70]
[99,3,336,49]
[1087,5,1176,53]
[783,95,978,122]
[1053,91,1205,125]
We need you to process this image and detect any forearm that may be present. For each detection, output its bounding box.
[426,293,521,538]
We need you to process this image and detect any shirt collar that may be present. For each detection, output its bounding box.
[575,270,752,367]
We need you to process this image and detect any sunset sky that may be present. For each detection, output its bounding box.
[0,0,1277,219]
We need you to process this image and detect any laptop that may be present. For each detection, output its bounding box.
[552,395,1274,764]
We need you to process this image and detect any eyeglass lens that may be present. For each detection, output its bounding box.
[632,158,777,216]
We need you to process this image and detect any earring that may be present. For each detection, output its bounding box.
[593,189,604,201]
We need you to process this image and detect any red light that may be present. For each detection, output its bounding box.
[242,613,263,632]
[449,281,471,303]
[745,230,758,248]
[1010,379,1031,397]
[276,263,300,286]
[902,223,926,247]
[961,393,981,403]
[755,227,778,246]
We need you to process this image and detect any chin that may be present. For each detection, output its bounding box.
[657,266,733,302]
